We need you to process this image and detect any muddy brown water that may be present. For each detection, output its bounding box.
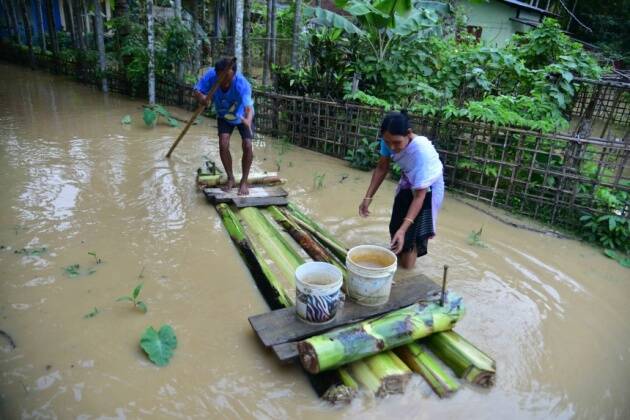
[1,63,629,419]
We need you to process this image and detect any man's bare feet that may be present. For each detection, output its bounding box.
[237,181,249,196]
[221,177,235,192]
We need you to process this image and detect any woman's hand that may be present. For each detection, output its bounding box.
[359,198,371,217]
[390,228,406,254]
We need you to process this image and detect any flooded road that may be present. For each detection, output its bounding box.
[1,62,629,419]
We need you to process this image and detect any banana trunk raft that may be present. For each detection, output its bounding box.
[200,164,495,401]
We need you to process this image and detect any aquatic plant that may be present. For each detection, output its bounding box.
[64,264,81,277]
[88,251,102,264]
[143,104,179,128]
[14,247,47,256]
[467,227,486,248]
[83,307,99,319]
[345,138,380,171]
[116,283,148,313]
[313,172,326,189]
[140,325,177,366]
[121,115,132,125]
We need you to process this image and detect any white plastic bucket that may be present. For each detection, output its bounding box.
[295,262,344,324]
[346,245,397,306]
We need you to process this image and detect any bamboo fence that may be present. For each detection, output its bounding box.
[2,41,628,231]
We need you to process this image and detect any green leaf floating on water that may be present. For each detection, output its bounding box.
[166,117,179,127]
[140,325,177,366]
[121,115,132,125]
[143,108,157,127]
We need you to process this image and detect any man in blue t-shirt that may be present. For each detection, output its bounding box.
[194,57,255,195]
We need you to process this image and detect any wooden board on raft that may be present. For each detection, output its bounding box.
[249,275,439,363]
[203,186,288,207]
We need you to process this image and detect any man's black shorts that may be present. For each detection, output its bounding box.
[217,118,254,141]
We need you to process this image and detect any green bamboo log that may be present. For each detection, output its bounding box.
[284,204,348,260]
[348,359,381,396]
[269,206,349,290]
[297,291,464,374]
[216,204,293,308]
[425,330,496,387]
[396,342,460,397]
[266,206,332,262]
[364,351,412,396]
[239,207,304,287]
[322,367,359,403]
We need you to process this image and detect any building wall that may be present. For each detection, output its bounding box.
[462,0,542,46]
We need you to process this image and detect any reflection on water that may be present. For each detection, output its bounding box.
[1,63,629,419]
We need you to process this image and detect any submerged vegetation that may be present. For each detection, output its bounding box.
[117,283,148,313]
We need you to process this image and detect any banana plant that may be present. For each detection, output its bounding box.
[304,0,439,60]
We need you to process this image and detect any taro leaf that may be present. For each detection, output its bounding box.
[143,108,157,127]
[140,325,177,366]
[116,296,133,302]
[136,301,148,313]
[604,249,617,259]
[83,307,99,319]
[166,117,179,128]
[121,115,132,125]
[133,283,143,300]
[64,264,81,277]
[620,258,630,268]
[152,104,170,118]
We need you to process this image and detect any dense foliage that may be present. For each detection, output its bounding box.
[275,1,602,133]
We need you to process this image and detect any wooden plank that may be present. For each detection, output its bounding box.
[233,196,288,208]
[203,186,288,204]
[249,275,438,348]
[272,342,299,364]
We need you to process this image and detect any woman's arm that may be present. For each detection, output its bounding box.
[390,188,427,254]
[359,156,390,217]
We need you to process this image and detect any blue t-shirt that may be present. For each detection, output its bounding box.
[380,138,392,158]
[194,69,254,125]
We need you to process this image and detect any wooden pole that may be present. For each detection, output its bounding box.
[440,265,448,306]
[165,58,236,158]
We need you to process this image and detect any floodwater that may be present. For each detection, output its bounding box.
[1,62,629,419]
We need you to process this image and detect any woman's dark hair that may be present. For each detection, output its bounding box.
[215,57,237,73]
[379,110,411,136]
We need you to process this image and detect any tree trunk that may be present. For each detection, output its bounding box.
[262,0,272,85]
[297,291,464,374]
[174,0,184,82]
[80,0,89,49]
[19,0,35,67]
[192,0,201,73]
[9,0,22,44]
[147,0,155,104]
[93,0,107,92]
[234,0,243,71]
[425,330,496,387]
[35,0,46,51]
[395,342,460,397]
[113,0,128,18]
[291,0,302,68]
[242,0,251,76]
[44,0,58,56]
[64,0,77,48]
[270,0,276,68]
[216,204,293,309]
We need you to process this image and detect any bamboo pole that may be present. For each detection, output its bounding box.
[425,330,496,387]
[396,342,460,397]
[216,203,292,309]
[298,291,465,374]
[166,58,236,158]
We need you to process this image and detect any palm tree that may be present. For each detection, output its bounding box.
[147,0,155,104]
[234,0,243,70]
[291,0,302,68]
[93,0,107,92]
